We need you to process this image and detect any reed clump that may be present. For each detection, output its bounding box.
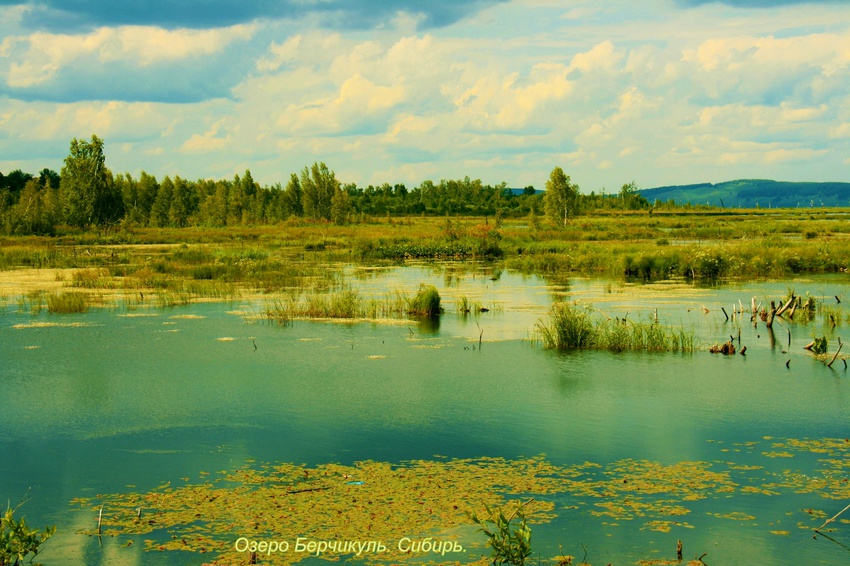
[536,302,695,353]
[47,291,89,314]
[264,287,415,323]
[408,284,442,316]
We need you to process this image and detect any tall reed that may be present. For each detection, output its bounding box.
[536,302,695,353]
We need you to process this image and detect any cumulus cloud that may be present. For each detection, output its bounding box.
[180,118,233,153]
[0,0,508,31]
[4,24,255,87]
[0,24,256,101]
[2,0,848,190]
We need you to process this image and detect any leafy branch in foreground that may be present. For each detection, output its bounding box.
[469,498,533,565]
[1,496,56,566]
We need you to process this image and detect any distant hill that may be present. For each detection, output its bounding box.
[640,179,850,208]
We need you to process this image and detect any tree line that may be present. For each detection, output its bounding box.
[0,135,650,235]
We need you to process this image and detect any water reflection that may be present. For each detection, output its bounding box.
[2,270,850,565]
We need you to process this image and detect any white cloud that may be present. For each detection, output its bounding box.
[5,24,256,87]
[3,0,849,190]
[180,119,233,153]
[275,73,407,135]
[0,99,170,141]
[831,122,850,139]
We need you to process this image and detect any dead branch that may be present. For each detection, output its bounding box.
[827,338,843,368]
[815,500,850,533]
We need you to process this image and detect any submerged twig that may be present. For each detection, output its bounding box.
[815,500,850,533]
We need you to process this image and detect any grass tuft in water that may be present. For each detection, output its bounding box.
[47,291,89,314]
[408,284,442,316]
[537,302,695,353]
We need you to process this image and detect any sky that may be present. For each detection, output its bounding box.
[0,0,848,192]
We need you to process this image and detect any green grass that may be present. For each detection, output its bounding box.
[536,302,696,353]
[47,291,89,314]
[408,284,441,316]
[263,287,417,323]
[4,210,850,313]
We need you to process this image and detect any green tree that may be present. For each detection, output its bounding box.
[331,186,352,225]
[301,162,339,221]
[199,180,229,226]
[544,166,579,227]
[619,181,650,210]
[136,172,159,226]
[150,176,174,227]
[59,135,122,227]
[169,176,195,227]
[14,179,56,235]
[281,173,303,217]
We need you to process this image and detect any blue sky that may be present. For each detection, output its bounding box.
[1,0,848,191]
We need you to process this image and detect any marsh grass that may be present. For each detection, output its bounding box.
[537,302,695,353]
[47,291,89,314]
[6,211,850,311]
[408,284,442,316]
[17,291,45,314]
[155,291,191,308]
[263,287,416,323]
[71,268,117,289]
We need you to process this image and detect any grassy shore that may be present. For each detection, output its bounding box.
[1,209,848,307]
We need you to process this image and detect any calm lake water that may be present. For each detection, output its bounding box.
[2,265,849,565]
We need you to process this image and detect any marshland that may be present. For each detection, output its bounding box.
[3,208,850,565]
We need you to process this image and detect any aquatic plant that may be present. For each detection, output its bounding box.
[536,303,596,349]
[69,435,850,564]
[1,497,55,566]
[810,335,828,355]
[536,302,695,353]
[470,499,533,566]
[46,291,88,313]
[263,287,415,323]
[408,284,441,316]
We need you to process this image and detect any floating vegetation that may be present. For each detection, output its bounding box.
[117,313,159,318]
[536,302,695,353]
[71,456,562,565]
[366,242,471,260]
[69,436,850,565]
[12,321,97,329]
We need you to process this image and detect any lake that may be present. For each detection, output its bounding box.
[2,265,849,565]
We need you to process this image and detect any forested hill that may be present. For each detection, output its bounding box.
[640,180,850,208]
